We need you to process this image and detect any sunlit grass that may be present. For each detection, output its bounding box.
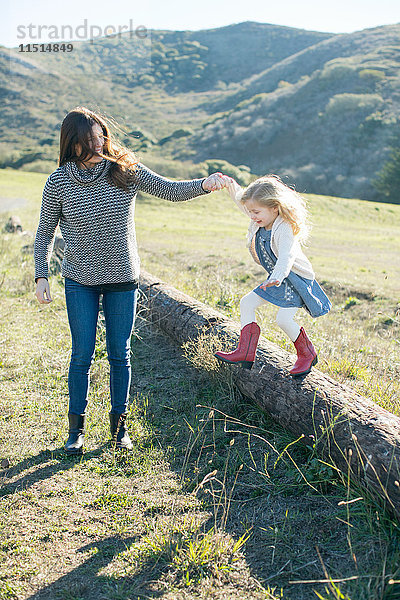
[1,167,400,416]
[1,215,400,598]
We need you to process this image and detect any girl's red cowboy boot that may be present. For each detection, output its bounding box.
[215,322,261,370]
[289,327,318,376]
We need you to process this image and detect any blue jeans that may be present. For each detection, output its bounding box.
[64,277,138,415]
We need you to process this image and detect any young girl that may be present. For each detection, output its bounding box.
[215,175,331,377]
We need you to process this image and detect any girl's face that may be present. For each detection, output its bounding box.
[75,124,105,167]
[245,199,279,229]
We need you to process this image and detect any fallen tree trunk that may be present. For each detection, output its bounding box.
[139,270,400,517]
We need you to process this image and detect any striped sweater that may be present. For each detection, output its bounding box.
[34,159,209,285]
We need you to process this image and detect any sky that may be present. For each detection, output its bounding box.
[2,0,399,47]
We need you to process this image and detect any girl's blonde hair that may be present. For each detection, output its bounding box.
[241,175,311,243]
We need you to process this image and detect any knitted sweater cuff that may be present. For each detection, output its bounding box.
[200,178,211,194]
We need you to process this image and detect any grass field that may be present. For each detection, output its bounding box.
[1,165,400,412]
[134,174,400,416]
[1,168,400,599]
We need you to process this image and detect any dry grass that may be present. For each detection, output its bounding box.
[1,171,400,599]
[0,240,399,598]
[137,253,400,416]
[2,167,400,415]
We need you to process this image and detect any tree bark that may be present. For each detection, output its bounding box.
[139,270,400,517]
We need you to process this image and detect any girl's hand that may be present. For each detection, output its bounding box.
[202,172,229,192]
[35,278,52,304]
[260,279,280,290]
[220,175,236,187]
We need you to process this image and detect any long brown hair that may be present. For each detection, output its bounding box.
[59,107,138,190]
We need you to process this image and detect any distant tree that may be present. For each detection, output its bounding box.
[374,146,400,204]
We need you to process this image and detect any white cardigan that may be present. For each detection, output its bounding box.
[227,179,315,285]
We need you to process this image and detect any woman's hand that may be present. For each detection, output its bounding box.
[260,279,280,290]
[202,172,229,192]
[35,278,52,304]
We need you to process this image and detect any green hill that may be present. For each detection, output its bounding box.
[187,24,400,200]
[0,21,399,200]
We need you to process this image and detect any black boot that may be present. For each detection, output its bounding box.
[64,413,85,455]
[109,412,133,450]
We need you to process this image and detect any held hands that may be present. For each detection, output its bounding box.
[202,172,234,192]
[35,278,52,304]
[260,279,280,290]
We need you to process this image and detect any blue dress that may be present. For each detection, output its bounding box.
[253,227,331,318]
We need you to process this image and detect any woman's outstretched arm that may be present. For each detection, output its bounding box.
[133,163,225,201]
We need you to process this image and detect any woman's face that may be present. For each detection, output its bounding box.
[75,124,105,167]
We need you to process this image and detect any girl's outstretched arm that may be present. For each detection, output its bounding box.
[224,176,249,216]
[224,176,259,248]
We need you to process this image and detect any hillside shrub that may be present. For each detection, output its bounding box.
[204,159,252,185]
[359,68,385,81]
[21,160,57,173]
[320,62,357,81]
[139,74,156,86]
[325,93,383,115]
[235,93,268,112]
[0,149,56,170]
[158,129,194,145]
[278,80,292,88]
[373,147,400,204]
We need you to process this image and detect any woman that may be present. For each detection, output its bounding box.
[34,106,226,455]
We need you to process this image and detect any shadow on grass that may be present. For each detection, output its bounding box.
[4,316,398,600]
[0,446,108,499]
[25,535,165,600]
[123,317,400,600]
